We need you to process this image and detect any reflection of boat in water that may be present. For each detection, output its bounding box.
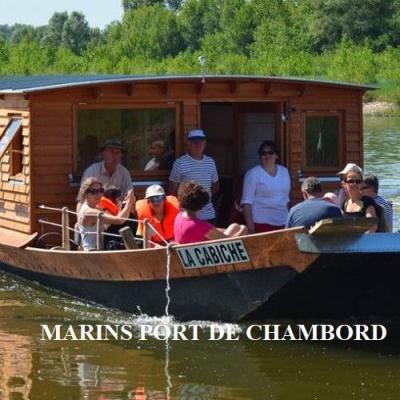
[1,218,400,321]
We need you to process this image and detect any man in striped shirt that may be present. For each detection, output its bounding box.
[168,129,219,222]
[361,174,393,232]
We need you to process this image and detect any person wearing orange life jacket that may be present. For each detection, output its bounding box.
[97,186,122,216]
[135,184,180,245]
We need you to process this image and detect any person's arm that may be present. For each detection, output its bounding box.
[212,180,220,196]
[204,227,227,240]
[168,180,179,196]
[211,160,219,196]
[240,170,257,234]
[82,190,136,226]
[168,160,181,195]
[242,204,255,234]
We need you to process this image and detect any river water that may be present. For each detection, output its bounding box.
[0,117,399,400]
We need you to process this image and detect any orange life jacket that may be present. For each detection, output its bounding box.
[98,197,120,216]
[135,196,180,243]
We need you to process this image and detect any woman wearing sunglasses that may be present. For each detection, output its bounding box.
[340,164,378,232]
[78,177,136,251]
[135,184,180,246]
[241,140,291,233]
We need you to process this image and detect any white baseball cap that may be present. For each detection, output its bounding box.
[145,184,166,199]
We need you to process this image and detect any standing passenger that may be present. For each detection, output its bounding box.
[168,129,219,223]
[241,140,290,233]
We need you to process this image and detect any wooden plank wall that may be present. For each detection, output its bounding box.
[0,96,30,233]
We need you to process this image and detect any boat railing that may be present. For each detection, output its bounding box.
[37,205,168,250]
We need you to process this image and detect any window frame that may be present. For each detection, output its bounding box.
[301,111,343,172]
[73,102,182,179]
[0,116,24,181]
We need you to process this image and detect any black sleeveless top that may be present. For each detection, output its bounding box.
[342,196,378,217]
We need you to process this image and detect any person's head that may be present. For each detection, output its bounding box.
[103,186,122,206]
[145,184,166,212]
[79,177,104,207]
[301,177,323,199]
[187,129,207,159]
[177,181,209,212]
[361,174,379,197]
[258,140,278,165]
[338,163,364,198]
[149,140,167,158]
[100,139,124,170]
[322,192,340,206]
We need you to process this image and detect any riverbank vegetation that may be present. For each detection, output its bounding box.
[1,0,400,110]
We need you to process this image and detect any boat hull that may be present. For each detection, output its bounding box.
[249,252,400,319]
[0,261,296,321]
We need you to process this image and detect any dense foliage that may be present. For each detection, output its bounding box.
[1,0,400,101]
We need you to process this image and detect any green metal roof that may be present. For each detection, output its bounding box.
[0,74,376,94]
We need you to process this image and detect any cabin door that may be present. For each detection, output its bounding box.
[200,102,281,226]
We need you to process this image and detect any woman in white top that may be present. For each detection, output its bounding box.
[78,177,136,251]
[241,140,291,233]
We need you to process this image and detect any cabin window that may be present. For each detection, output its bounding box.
[76,107,177,176]
[304,114,341,169]
[0,117,24,179]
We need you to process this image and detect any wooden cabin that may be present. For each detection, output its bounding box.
[0,75,373,239]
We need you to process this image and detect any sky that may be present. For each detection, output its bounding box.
[0,0,124,29]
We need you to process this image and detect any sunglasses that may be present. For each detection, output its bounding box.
[261,150,276,156]
[345,179,362,184]
[148,195,165,203]
[87,187,105,195]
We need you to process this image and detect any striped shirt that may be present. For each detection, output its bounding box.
[169,154,219,220]
[374,195,393,232]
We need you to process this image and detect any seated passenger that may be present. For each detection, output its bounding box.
[97,186,122,216]
[135,185,180,245]
[361,174,393,232]
[322,192,341,207]
[144,139,175,171]
[78,177,136,251]
[174,181,247,244]
[286,177,343,229]
[339,164,378,232]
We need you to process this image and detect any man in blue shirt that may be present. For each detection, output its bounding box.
[286,177,342,229]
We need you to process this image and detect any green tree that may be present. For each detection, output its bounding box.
[42,12,68,48]
[117,5,183,60]
[308,0,400,52]
[122,0,163,11]
[178,0,221,51]
[61,12,91,55]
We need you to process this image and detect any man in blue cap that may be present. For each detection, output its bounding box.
[168,129,219,223]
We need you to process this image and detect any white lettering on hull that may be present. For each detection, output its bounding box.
[176,240,250,269]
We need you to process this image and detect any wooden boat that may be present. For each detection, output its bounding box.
[0,218,400,321]
[1,74,398,321]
